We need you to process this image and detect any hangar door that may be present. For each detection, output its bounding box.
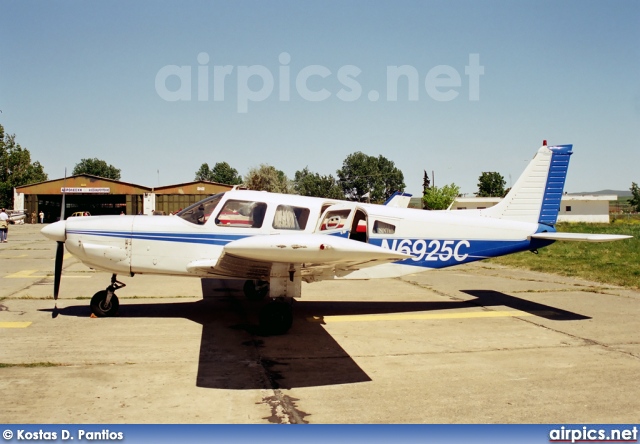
[25,194,142,222]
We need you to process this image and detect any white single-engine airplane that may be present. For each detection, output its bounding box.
[42,142,631,334]
[7,210,26,224]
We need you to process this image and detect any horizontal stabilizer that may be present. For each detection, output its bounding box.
[530,232,632,243]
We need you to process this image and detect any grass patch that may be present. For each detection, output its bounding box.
[489,222,640,289]
[611,213,640,224]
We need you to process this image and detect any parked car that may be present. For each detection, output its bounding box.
[70,211,91,217]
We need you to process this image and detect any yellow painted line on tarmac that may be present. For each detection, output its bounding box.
[4,270,91,279]
[0,322,32,328]
[308,310,535,324]
[4,270,42,278]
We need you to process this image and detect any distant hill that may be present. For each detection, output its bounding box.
[571,190,632,197]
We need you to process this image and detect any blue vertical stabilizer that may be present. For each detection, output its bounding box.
[538,145,573,225]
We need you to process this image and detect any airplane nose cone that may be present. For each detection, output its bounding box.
[41,220,66,242]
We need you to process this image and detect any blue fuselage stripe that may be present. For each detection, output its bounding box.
[66,230,554,270]
[67,230,248,246]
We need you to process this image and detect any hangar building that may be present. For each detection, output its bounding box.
[14,175,232,223]
[151,181,234,215]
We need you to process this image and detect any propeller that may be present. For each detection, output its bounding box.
[53,241,64,301]
[52,169,67,317]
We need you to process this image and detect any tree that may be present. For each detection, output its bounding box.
[244,164,291,193]
[629,182,640,213]
[194,163,213,181]
[0,124,48,209]
[211,161,243,185]
[422,170,431,196]
[195,161,243,185]
[72,158,121,180]
[293,167,344,199]
[336,152,405,203]
[423,183,460,210]
[476,172,506,197]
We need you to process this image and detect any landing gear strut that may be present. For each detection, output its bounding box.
[243,279,269,300]
[253,263,301,335]
[90,274,125,317]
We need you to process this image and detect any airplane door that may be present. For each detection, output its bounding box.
[315,203,357,238]
[350,207,369,243]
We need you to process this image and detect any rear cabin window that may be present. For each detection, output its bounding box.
[373,220,396,234]
[177,193,224,225]
[320,209,351,231]
[216,200,268,228]
[272,205,310,230]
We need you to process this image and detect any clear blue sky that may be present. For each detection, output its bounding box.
[1,0,638,196]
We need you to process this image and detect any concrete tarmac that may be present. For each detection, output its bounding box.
[1,223,639,423]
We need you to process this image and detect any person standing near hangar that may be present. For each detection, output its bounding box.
[0,208,8,242]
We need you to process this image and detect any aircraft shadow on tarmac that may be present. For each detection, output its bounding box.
[41,280,589,390]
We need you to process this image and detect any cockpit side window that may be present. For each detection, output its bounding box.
[373,220,396,234]
[177,193,225,225]
[272,205,310,230]
[216,200,268,228]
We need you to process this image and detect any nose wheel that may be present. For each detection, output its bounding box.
[90,274,125,317]
[90,290,120,317]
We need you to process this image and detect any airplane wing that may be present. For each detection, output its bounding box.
[529,232,632,242]
[186,234,412,280]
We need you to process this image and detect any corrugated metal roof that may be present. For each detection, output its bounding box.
[16,175,151,194]
[153,181,233,195]
[15,176,236,195]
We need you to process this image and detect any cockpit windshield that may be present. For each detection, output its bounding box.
[177,193,225,225]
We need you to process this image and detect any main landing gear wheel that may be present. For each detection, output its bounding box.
[243,279,269,301]
[90,290,119,317]
[259,299,293,335]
